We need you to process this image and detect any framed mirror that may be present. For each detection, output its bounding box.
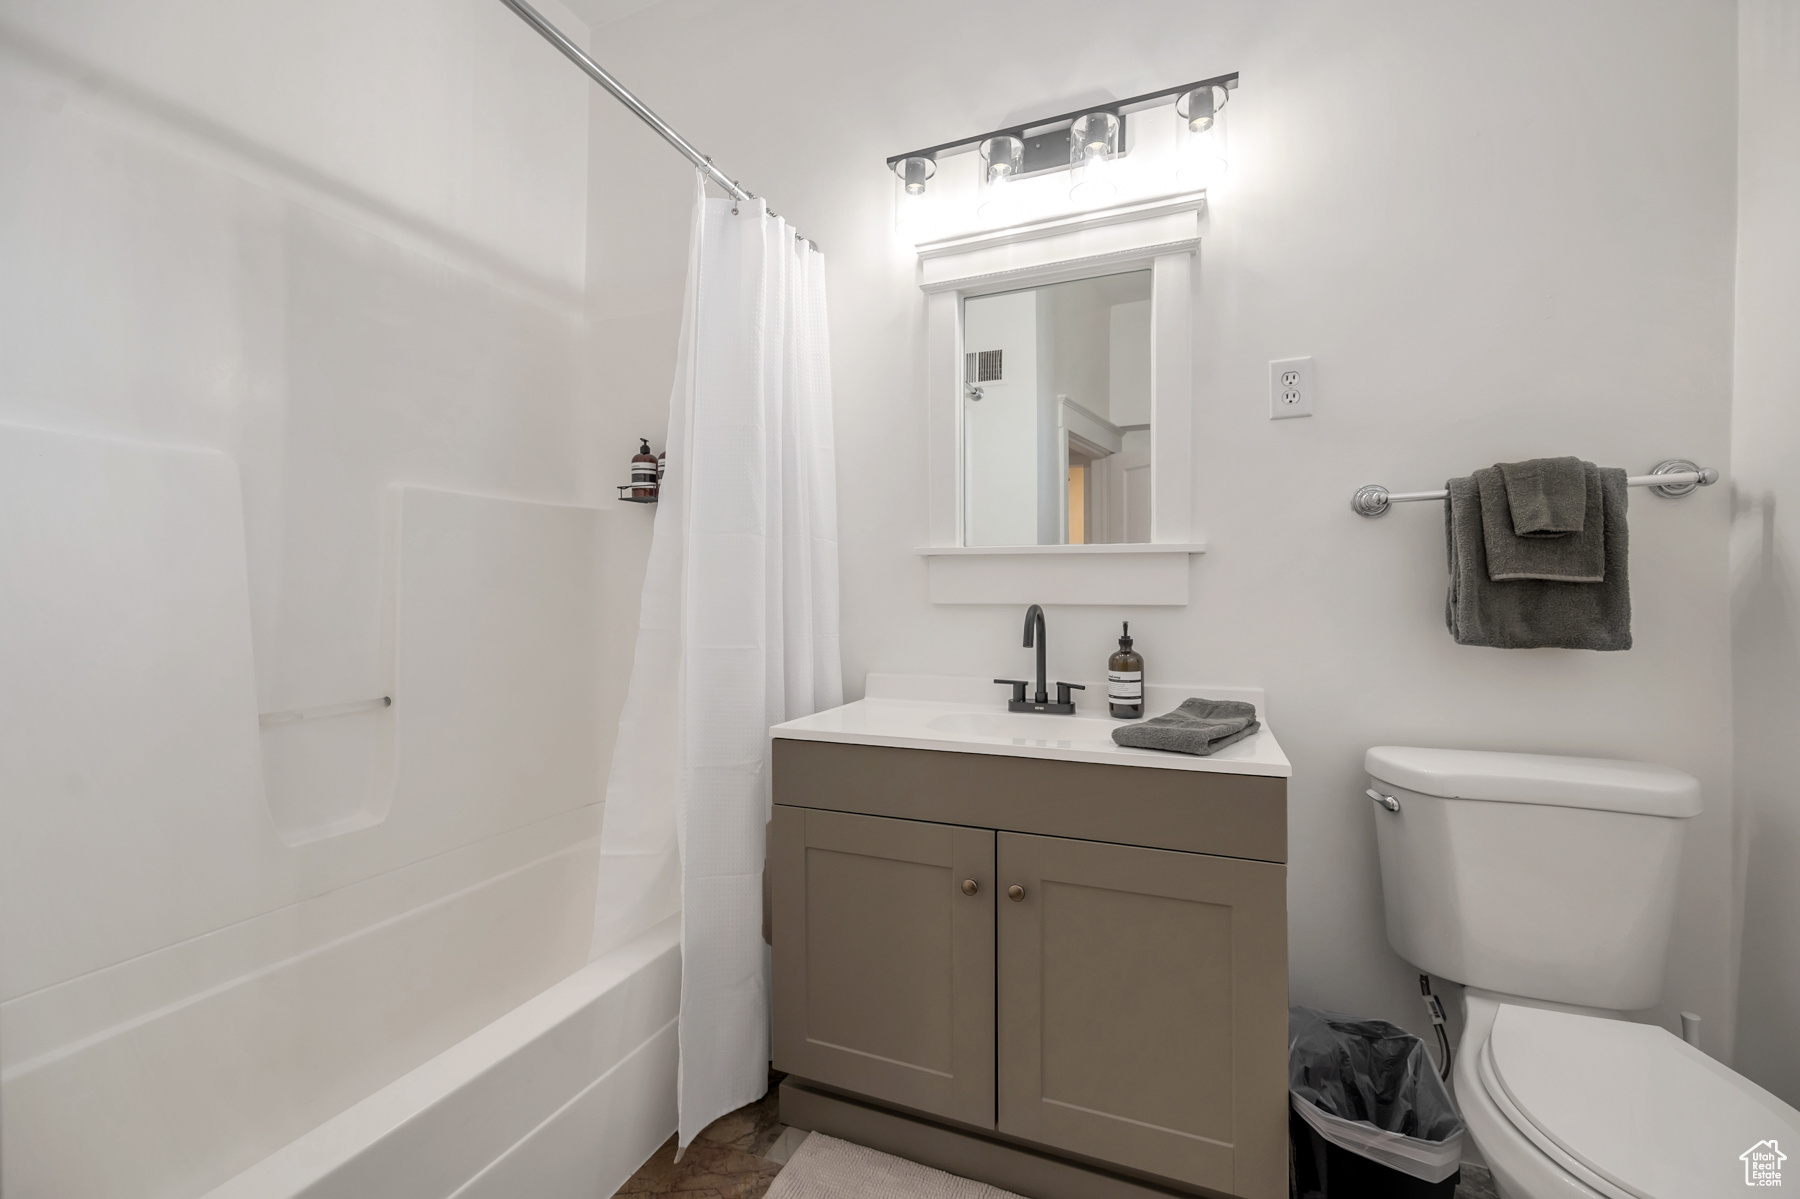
[916,197,1203,604]
[961,270,1152,546]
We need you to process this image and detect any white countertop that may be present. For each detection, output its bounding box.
[771,674,1290,778]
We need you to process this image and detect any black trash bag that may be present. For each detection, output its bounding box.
[1289,1006,1466,1195]
[1288,1006,1464,1143]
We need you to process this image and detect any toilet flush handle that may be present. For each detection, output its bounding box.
[1366,788,1401,813]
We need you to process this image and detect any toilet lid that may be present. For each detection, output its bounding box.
[1484,1005,1800,1199]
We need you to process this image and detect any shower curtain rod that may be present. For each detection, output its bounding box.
[497,0,818,251]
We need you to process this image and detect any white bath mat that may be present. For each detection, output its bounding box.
[764,1133,1027,1199]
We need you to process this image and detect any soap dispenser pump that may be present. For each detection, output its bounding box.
[1109,622,1144,719]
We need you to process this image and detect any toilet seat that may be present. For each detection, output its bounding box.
[1479,1005,1800,1199]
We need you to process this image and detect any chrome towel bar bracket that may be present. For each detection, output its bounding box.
[1351,459,1719,518]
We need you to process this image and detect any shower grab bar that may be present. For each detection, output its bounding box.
[259,696,392,728]
[1351,458,1719,518]
[496,0,820,252]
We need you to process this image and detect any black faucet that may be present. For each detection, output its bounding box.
[1023,603,1048,702]
[994,604,1085,715]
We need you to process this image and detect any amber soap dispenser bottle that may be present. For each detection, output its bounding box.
[1108,622,1145,719]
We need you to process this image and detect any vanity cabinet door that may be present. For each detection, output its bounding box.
[771,805,996,1128]
[995,833,1288,1199]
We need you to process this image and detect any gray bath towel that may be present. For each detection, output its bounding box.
[1112,698,1260,756]
[1497,455,1588,536]
[1446,471,1631,650]
[1476,461,1606,582]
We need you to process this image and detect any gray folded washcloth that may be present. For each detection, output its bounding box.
[1497,456,1588,536]
[1112,698,1260,756]
[1446,471,1631,650]
[1476,461,1606,582]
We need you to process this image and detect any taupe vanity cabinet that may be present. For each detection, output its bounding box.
[771,738,1289,1199]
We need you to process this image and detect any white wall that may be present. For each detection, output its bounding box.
[1729,0,1800,1107]
[583,0,1741,1059]
[1047,279,1112,419]
[963,289,1042,546]
[1110,300,1151,427]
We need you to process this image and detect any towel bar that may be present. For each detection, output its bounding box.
[1351,459,1719,518]
[259,695,393,727]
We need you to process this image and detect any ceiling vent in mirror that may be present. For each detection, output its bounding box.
[966,349,1003,382]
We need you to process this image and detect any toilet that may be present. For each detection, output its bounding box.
[1367,746,1800,1199]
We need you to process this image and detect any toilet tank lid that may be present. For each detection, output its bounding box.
[1364,747,1701,817]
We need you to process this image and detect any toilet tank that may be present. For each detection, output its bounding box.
[1365,747,1700,1011]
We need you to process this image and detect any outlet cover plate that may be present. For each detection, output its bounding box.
[1270,356,1313,419]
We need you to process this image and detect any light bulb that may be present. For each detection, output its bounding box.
[896,187,925,237]
[977,136,1027,225]
[1178,85,1227,134]
[1067,111,1120,206]
[977,169,1019,224]
[1175,95,1229,190]
[1070,142,1117,205]
[1175,128,1227,188]
[894,155,935,196]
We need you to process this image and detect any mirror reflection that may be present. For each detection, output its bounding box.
[962,270,1152,546]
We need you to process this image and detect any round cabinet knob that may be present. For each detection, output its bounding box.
[1007,884,1025,902]
[961,879,979,896]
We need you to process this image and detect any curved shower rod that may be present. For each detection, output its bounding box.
[497,0,819,251]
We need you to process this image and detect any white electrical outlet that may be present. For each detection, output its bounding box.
[1270,356,1314,419]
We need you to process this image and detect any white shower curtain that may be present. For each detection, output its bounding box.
[597,177,842,1148]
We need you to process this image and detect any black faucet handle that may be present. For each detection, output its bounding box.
[1055,682,1086,706]
[994,679,1030,703]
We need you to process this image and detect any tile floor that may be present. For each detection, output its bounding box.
[612,1075,790,1198]
[609,1075,1501,1199]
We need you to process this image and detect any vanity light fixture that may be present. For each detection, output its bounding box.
[894,154,936,195]
[1175,86,1229,187]
[1176,84,1227,132]
[1068,110,1120,205]
[976,135,1026,221]
[885,70,1237,227]
[978,136,1025,185]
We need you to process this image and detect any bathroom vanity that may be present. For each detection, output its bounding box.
[769,677,1291,1199]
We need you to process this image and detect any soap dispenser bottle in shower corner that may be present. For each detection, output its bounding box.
[1108,622,1144,719]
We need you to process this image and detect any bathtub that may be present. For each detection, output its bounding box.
[1,821,679,1199]
[204,915,679,1199]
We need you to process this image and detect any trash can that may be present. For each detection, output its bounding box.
[1288,1006,1466,1199]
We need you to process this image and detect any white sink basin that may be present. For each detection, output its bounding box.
[770,674,1290,777]
[925,710,1127,747]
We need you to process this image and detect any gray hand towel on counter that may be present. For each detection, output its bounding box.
[1112,698,1260,756]
[1476,461,1606,582]
[1497,455,1588,536]
[1445,469,1631,650]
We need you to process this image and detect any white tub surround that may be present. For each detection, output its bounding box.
[0,422,636,1197]
[0,9,663,1197]
[772,673,1289,778]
